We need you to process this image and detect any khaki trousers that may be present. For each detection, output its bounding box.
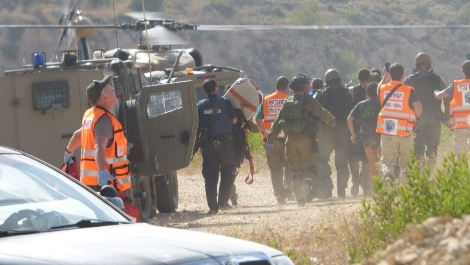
[380,134,414,184]
[265,139,293,201]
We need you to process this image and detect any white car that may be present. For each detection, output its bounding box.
[0,146,294,265]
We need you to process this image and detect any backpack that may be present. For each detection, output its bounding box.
[278,97,305,135]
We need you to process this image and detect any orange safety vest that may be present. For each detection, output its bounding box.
[449,79,470,130]
[376,81,417,137]
[80,107,131,191]
[261,91,288,139]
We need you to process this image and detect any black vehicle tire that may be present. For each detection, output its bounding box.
[155,172,178,213]
[118,100,149,164]
[134,175,155,222]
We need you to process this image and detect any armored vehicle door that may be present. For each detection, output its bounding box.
[138,80,197,175]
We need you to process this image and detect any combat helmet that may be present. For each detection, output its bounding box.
[289,73,311,90]
[324,69,341,83]
[415,52,431,65]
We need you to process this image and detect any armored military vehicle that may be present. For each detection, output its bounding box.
[0,51,199,222]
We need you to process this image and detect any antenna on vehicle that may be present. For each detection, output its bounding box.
[166,36,190,84]
[139,1,154,84]
[112,0,119,49]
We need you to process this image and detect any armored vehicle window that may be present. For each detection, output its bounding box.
[32,81,70,111]
[146,90,182,118]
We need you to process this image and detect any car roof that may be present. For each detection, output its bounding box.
[0,145,21,154]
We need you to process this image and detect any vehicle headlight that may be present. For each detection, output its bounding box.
[272,255,294,265]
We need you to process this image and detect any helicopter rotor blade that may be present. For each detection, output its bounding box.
[196,24,470,30]
[2,23,470,31]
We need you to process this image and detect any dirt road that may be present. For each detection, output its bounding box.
[150,158,365,264]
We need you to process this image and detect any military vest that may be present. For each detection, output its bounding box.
[278,96,305,135]
[406,72,442,114]
[198,96,233,137]
[322,85,353,123]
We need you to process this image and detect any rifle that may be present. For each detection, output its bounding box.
[191,128,207,160]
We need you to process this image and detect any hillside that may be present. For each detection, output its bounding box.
[0,0,469,92]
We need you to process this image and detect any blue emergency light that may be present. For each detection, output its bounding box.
[32,52,46,68]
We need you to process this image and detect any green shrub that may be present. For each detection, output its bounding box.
[247,131,265,156]
[406,4,430,18]
[348,153,470,263]
[271,5,285,18]
[336,50,367,83]
[345,8,367,25]
[287,0,321,26]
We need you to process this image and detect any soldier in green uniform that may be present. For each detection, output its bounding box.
[267,74,335,206]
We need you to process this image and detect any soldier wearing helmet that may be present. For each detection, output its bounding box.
[313,69,353,198]
[434,60,470,158]
[267,74,335,206]
[403,52,448,169]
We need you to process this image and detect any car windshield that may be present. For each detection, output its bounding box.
[0,153,129,233]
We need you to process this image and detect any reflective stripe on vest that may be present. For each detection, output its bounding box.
[80,107,131,191]
[376,81,416,136]
[261,91,287,138]
[80,149,128,164]
[450,79,470,130]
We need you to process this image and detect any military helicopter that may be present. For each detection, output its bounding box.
[2,1,469,82]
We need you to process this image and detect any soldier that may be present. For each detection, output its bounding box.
[347,82,382,196]
[348,68,371,196]
[256,76,294,204]
[377,63,422,182]
[314,69,353,198]
[403,52,448,169]
[434,60,470,158]
[267,74,335,206]
[196,78,238,215]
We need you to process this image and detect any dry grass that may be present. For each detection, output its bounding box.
[166,128,456,264]
[160,152,364,265]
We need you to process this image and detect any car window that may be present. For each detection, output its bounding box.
[0,154,129,232]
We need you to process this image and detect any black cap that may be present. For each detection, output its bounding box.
[463,60,470,75]
[86,75,111,103]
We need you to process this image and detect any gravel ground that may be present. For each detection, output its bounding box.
[149,157,365,264]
